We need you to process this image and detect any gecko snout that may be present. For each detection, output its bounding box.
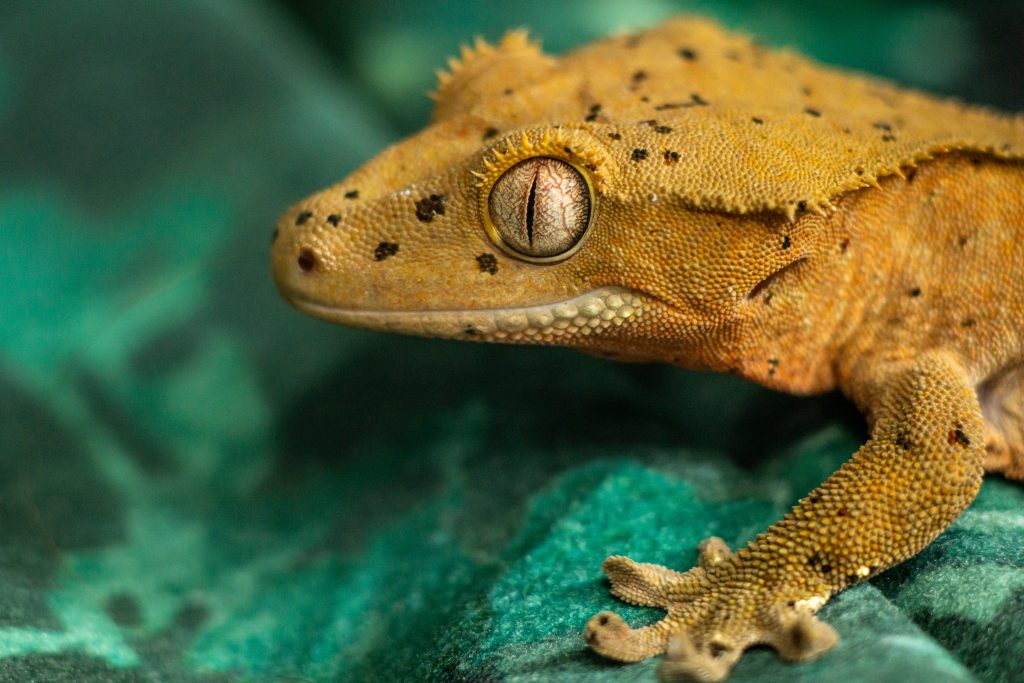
[270,206,327,306]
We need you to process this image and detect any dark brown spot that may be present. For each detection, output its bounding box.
[958,235,969,247]
[895,431,912,450]
[463,326,478,335]
[782,235,792,250]
[608,132,622,141]
[909,287,921,297]
[837,505,849,517]
[840,237,850,253]
[678,47,698,61]
[881,133,896,142]
[690,93,708,106]
[344,190,359,200]
[639,95,650,102]
[949,427,971,447]
[654,125,672,133]
[631,69,647,82]
[796,200,807,213]
[768,358,779,376]
[855,166,865,175]
[873,121,892,131]
[663,150,680,164]
[804,107,821,117]
[599,615,610,626]
[906,167,917,184]
[709,642,729,658]
[374,242,399,261]
[752,117,764,124]
[476,253,498,275]
[326,214,340,226]
[271,228,279,244]
[482,127,499,140]
[297,249,316,272]
[961,318,976,328]
[503,88,514,96]
[585,103,602,122]
[295,210,312,226]
[415,194,446,222]
[631,148,648,161]
[563,146,573,154]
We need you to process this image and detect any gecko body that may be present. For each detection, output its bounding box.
[271,18,1024,680]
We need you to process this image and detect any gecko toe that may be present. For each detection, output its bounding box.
[763,605,839,662]
[658,630,737,682]
[697,537,733,569]
[602,555,697,608]
[584,611,667,661]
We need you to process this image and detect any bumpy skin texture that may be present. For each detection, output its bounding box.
[271,18,1024,681]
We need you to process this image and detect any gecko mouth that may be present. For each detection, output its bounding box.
[286,287,649,341]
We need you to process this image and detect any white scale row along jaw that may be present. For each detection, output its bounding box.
[287,286,647,343]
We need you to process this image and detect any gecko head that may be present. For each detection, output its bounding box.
[275,123,638,355]
[271,118,797,362]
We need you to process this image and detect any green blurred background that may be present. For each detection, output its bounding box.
[1,1,1022,681]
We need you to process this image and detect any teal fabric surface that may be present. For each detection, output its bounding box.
[1,1,1022,681]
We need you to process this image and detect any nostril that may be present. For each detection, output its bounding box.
[297,248,317,272]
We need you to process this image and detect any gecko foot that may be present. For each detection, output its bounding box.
[584,537,838,681]
[657,606,837,682]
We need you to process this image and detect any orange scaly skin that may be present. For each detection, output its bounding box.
[271,18,1024,681]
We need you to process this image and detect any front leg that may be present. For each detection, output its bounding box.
[584,351,985,681]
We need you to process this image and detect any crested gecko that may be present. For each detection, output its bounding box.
[270,17,1024,681]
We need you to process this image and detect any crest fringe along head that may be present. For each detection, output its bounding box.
[473,128,613,194]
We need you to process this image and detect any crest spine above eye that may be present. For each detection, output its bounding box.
[474,128,613,194]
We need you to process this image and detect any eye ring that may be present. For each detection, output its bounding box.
[483,156,595,263]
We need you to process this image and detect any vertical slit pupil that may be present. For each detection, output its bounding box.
[525,173,537,245]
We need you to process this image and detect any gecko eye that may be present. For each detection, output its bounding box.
[486,157,592,261]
